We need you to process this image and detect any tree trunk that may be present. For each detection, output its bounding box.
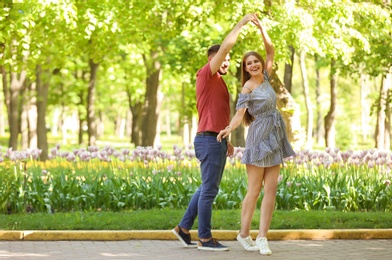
[141,51,162,146]
[181,82,191,146]
[283,45,295,93]
[61,105,67,145]
[315,55,324,146]
[375,74,391,149]
[269,67,304,150]
[230,66,245,147]
[360,74,370,143]
[324,59,338,148]
[77,89,84,145]
[386,74,392,149]
[8,71,26,149]
[20,90,29,150]
[126,109,132,137]
[129,100,143,146]
[36,65,50,160]
[0,96,4,136]
[188,116,195,146]
[27,80,38,149]
[385,85,391,149]
[154,96,163,146]
[115,112,126,138]
[87,58,99,146]
[1,65,8,136]
[299,51,313,149]
[1,26,8,136]
[20,79,29,150]
[78,116,84,145]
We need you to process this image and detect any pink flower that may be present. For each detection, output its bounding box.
[368,161,375,168]
[50,148,57,156]
[121,149,130,155]
[88,146,99,152]
[66,153,76,162]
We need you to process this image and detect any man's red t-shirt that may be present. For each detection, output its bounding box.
[196,63,230,133]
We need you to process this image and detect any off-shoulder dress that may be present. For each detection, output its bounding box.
[236,71,295,167]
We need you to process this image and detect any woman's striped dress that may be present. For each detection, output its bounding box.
[236,71,295,167]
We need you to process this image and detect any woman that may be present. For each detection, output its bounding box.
[217,15,295,255]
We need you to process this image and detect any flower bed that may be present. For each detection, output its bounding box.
[0,145,391,213]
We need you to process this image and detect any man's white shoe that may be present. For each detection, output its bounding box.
[255,237,272,255]
[236,233,259,251]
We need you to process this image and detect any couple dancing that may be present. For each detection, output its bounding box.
[172,13,295,255]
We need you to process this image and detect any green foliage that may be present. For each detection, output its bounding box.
[277,163,391,212]
[0,146,391,214]
[1,1,391,156]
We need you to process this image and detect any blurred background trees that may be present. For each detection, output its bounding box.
[0,0,391,160]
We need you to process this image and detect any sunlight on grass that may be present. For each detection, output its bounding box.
[1,210,391,230]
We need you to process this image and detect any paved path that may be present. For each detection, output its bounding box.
[1,239,392,260]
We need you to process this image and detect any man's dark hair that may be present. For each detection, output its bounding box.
[207,44,220,57]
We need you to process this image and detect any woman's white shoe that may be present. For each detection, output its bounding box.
[236,233,259,251]
[255,237,272,255]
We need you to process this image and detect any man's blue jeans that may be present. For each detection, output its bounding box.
[179,134,227,239]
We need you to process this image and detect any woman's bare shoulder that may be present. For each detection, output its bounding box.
[241,81,254,94]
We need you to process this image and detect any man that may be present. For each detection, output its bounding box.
[172,14,256,251]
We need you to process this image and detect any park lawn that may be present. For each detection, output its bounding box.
[1,209,391,230]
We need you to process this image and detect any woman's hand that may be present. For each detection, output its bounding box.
[217,127,231,142]
[251,14,263,30]
[240,13,256,26]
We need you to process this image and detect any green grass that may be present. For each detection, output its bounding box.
[1,210,391,230]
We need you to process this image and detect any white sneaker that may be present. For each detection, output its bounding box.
[236,233,259,251]
[255,237,272,255]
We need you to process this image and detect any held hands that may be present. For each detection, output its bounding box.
[241,13,262,29]
[251,14,263,30]
[241,13,255,25]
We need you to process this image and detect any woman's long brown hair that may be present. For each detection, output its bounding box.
[241,51,265,126]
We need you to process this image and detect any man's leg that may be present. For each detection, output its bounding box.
[172,136,204,247]
[179,187,200,230]
[196,136,228,251]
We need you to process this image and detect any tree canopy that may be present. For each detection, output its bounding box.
[1,0,391,153]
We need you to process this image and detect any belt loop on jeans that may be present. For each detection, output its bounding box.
[196,131,218,137]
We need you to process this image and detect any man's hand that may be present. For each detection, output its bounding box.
[227,141,234,157]
[240,13,255,26]
[251,13,262,30]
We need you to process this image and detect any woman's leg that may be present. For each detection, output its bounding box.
[240,164,264,237]
[258,164,280,237]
